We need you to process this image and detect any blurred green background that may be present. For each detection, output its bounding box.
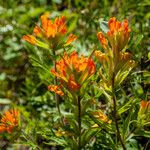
[0,0,149,149]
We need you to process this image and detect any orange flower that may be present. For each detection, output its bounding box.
[23,13,77,48]
[50,51,95,92]
[107,17,130,37]
[48,85,64,96]
[40,14,68,38]
[107,17,130,50]
[97,32,108,47]
[33,25,42,37]
[0,109,19,133]
[65,34,77,46]
[97,17,130,51]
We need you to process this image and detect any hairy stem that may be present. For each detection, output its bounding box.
[112,72,127,150]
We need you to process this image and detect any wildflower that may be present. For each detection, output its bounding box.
[48,85,64,96]
[0,109,19,133]
[96,18,135,87]
[107,17,131,51]
[23,13,77,49]
[50,51,96,92]
[97,17,130,53]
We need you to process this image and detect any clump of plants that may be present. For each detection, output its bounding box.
[1,12,149,150]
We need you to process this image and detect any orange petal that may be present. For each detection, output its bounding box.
[51,69,67,82]
[0,109,19,133]
[97,32,108,46]
[33,25,41,36]
[22,35,37,45]
[68,75,80,90]
[65,34,77,46]
[40,13,50,32]
[48,85,64,96]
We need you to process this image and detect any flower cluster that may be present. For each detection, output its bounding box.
[49,51,96,95]
[97,17,130,51]
[23,13,77,50]
[0,109,19,133]
[95,17,135,87]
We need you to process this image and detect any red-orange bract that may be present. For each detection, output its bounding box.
[48,85,64,96]
[0,109,19,133]
[138,100,150,126]
[39,14,67,38]
[23,13,77,47]
[139,100,150,113]
[49,51,96,93]
[97,17,130,51]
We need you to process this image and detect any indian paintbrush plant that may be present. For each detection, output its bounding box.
[1,13,149,150]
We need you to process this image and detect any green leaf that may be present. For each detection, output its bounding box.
[119,139,139,150]
[45,137,67,146]
[135,129,150,138]
[30,56,50,73]
[135,83,144,96]
[118,98,137,115]
[81,128,100,148]
[148,52,150,60]
[0,98,11,104]
[99,20,109,33]
[67,14,78,33]
[122,110,132,139]
[134,34,143,48]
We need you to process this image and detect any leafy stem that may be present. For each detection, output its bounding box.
[112,72,127,150]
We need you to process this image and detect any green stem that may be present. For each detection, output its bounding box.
[52,49,63,125]
[77,95,81,150]
[54,63,61,116]
[112,72,127,150]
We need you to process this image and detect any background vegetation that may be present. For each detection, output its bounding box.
[0,0,149,149]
